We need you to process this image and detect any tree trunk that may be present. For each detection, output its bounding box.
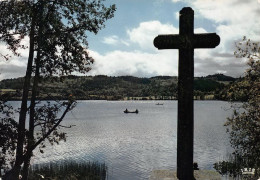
[22,2,44,179]
[21,37,42,180]
[21,58,40,180]
[3,12,36,180]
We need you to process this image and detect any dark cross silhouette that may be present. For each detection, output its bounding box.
[153,7,220,180]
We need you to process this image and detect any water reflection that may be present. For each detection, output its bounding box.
[28,100,233,180]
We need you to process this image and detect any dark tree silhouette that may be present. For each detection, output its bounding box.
[214,37,260,177]
[0,0,115,179]
[225,37,260,170]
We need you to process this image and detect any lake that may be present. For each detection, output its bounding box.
[27,100,233,179]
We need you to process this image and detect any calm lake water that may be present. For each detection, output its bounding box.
[17,100,233,179]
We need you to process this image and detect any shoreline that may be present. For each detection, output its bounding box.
[4,99,228,102]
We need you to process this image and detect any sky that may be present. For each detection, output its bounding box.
[0,0,260,80]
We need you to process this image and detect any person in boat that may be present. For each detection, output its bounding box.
[124,109,138,113]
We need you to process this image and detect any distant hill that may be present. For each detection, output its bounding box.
[0,74,236,100]
[205,73,236,82]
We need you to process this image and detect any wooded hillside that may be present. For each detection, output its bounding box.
[0,74,235,100]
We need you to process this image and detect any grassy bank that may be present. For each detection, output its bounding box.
[28,161,107,180]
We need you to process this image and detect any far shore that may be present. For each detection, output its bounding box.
[5,97,224,102]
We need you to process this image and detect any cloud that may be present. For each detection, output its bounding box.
[102,35,119,45]
[127,21,178,51]
[0,36,29,80]
[191,0,260,52]
[194,28,207,34]
[126,20,209,51]
[87,47,247,78]
[0,59,27,80]
[192,0,259,24]
[87,17,250,78]
[102,35,130,47]
[168,0,259,77]
[0,52,28,81]
[195,55,248,77]
[1,1,258,80]
[175,12,179,20]
[88,21,180,77]
[88,49,178,77]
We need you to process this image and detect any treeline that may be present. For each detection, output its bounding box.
[0,73,236,100]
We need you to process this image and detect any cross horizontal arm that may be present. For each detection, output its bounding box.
[154,34,181,49]
[153,33,220,50]
[193,33,220,48]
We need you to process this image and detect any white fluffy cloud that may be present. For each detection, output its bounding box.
[102,35,119,45]
[90,20,233,78]
[89,21,180,77]
[190,0,260,76]
[94,0,259,78]
[192,0,260,52]
[127,21,178,51]
[1,0,259,80]
[102,35,130,46]
[89,49,178,77]
[193,0,259,24]
[0,36,29,80]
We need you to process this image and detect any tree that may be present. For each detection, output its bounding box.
[221,37,260,175]
[0,0,115,179]
[0,97,18,177]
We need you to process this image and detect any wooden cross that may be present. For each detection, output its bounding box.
[153,7,220,180]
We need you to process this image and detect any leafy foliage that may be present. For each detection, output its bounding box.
[0,0,115,72]
[225,37,260,164]
[0,99,18,175]
[0,0,115,179]
[216,37,260,176]
[206,73,235,82]
[213,154,244,177]
[194,78,224,92]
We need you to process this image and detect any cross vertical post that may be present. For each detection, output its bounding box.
[153,7,220,180]
[177,7,194,179]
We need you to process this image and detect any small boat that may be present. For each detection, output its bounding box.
[124,109,139,114]
[156,103,164,105]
